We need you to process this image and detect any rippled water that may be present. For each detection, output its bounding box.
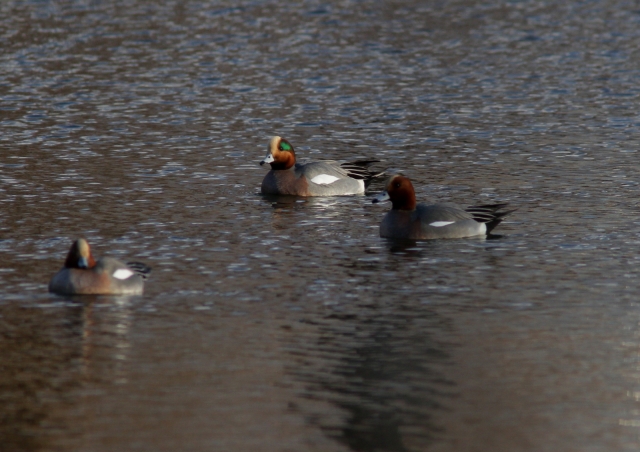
[3,0,640,450]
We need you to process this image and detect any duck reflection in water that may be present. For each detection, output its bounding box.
[284,303,455,451]
[0,295,135,451]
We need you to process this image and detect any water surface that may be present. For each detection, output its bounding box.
[2,0,640,451]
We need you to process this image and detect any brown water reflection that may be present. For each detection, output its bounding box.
[286,307,454,451]
[0,302,82,452]
[3,0,640,450]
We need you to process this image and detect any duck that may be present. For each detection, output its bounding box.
[260,136,383,196]
[49,238,151,295]
[372,175,515,239]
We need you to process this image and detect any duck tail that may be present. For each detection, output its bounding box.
[340,160,386,187]
[126,262,152,279]
[465,203,517,234]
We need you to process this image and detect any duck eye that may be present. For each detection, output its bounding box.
[394,182,401,188]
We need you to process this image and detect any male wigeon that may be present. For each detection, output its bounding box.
[49,238,151,295]
[260,136,383,196]
[372,175,515,239]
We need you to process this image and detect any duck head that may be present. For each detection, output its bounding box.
[372,174,417,211]
[64,238,97,269]
[260,136,296,170]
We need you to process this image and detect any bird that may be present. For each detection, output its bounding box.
[372,174,514,239]
[49,238,151,295]
[260,136,383,196]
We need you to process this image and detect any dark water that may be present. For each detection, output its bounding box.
[2,0,640,450]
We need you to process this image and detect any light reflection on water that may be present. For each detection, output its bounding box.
[3,0,640,450]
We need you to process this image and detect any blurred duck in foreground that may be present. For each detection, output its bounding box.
[372,175,515,240]
[260,136,384,196]
[49,238,151,295]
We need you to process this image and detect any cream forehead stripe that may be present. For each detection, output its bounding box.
[310,174,340,185]
[269,136,281,151]
[77,239,90,256]
[386,174,403,188]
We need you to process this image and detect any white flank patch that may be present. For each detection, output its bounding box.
[429,221,455,228]
[310,174,340,185]
[113,268,134,280]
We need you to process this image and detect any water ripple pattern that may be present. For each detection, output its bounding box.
[2,1,640,451]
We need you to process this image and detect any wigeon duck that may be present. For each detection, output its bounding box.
[49,238,151,295]
[372,175,515,239]
[260,136,383,196]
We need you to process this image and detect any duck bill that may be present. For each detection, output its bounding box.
[77,256,89,269]
[372,191,390,204]
[260,152,275,166]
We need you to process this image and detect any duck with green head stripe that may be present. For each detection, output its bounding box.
[260,136,383,196]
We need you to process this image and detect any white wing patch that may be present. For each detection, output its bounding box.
[113,268,134,280]
[310,174,340,185]
[429,221,455,228]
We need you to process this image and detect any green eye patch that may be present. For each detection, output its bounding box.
[279,141,292,151]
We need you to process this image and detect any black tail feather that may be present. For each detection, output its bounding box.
[465,203,516,234]
[340,160,386,187]
[126,261,152,279]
